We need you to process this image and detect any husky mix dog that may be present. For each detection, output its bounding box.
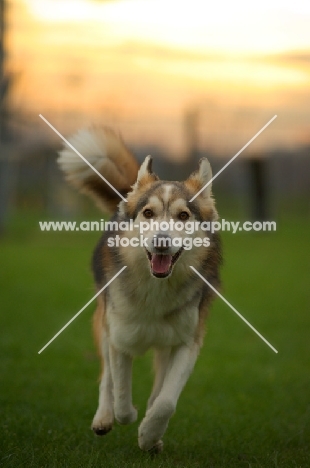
[58,127,222,453]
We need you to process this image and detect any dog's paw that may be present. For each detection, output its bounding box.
[115,406,138,425]
[147,439,164,455]
[138,400,174,451]
[138,421,164,452]
[91,412,114,436]
[92,423,113,436]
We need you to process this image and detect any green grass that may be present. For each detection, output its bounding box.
[1,210,309,467]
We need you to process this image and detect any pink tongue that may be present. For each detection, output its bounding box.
[151,254,172,274]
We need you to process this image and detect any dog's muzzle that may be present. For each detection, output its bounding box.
[145,234,183,278]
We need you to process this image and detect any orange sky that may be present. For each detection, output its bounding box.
[7,0,310,157]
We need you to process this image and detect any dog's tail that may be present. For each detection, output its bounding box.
[58,127,139,214]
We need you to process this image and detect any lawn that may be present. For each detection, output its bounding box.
[0,209,309,467]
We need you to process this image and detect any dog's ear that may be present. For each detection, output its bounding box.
[118,155,159,217]
[185,158,213,198]
[137,155,153,180]
[134,155,158,188]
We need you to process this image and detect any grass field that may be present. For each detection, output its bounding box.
[1,209,309,467]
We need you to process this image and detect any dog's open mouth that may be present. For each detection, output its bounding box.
[145,249,183,278]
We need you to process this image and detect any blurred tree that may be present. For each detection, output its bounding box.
[0,0,14,234]
[248,157,269,221]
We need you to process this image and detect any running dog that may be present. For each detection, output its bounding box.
[58,127,222,453]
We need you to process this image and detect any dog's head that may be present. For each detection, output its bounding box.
[119,156,218,279]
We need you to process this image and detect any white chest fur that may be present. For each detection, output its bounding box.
[106,276,199,355]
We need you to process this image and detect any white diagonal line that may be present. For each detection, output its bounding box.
[39,114,128,202]
[190,115,277,202]
[190,266,278,354]
[38,266,127,354]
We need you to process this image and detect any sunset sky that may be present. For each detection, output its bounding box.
[7,0,310,156]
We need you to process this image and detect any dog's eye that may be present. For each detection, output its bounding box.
[179,211,189,221]
[143,209,153,218]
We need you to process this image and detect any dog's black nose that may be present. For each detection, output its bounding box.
[152,234,171,252]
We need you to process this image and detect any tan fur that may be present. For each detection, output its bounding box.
[58,127,139,214]
[92,294,105,376]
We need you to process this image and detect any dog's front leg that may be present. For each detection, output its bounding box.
[92,332,114,435]
[109,345,138,425]
[138,343,199,452]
